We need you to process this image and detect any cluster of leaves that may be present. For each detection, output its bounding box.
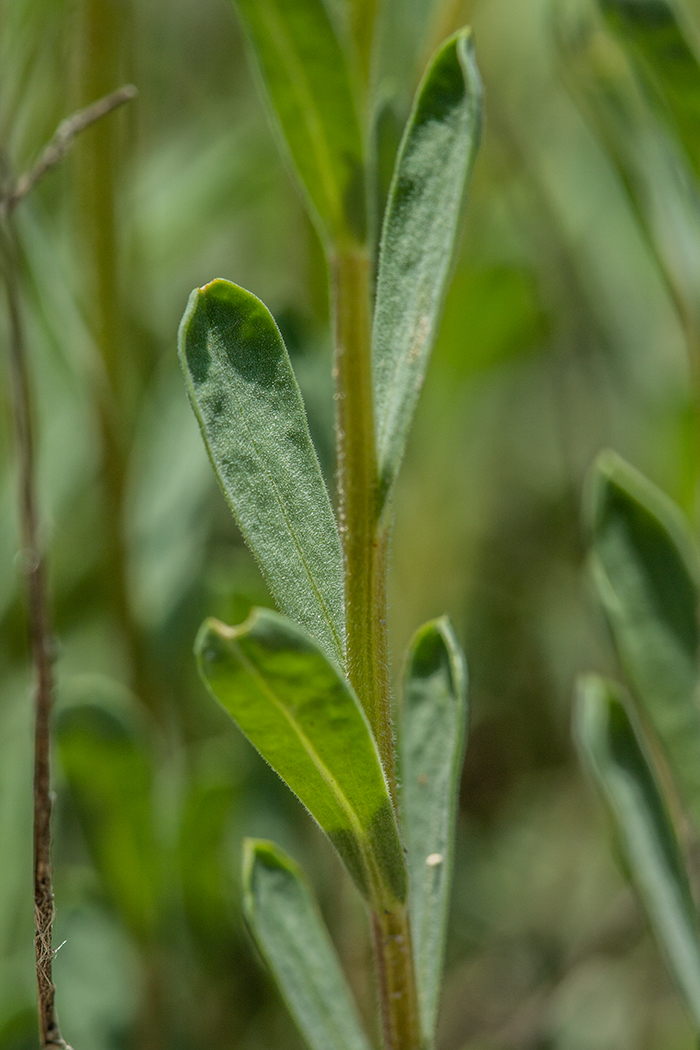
[176,2,481,1048]
[576,452,700,1030]
[8,0,700,1046]
[554,0,700,1034]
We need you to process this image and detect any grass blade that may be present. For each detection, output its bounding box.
[196,607,407,908]
[243,839,372,1050]
[232,0,366,245]
[179,278,345,668]
[372,29,482,510]
[401,618,468,1044]
[575,675,700,1028]
[601,0,700,180]
[589,450,700,826]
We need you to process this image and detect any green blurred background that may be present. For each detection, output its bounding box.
[2,0,699,1047]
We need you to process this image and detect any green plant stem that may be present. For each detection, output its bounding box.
[331,248,393,785]
[372,908,422,1050]
[77,0,160,718]
[0,218,70,1050]
[331,247,421,1050]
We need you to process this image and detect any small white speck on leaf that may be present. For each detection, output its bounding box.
[425,853,443,867]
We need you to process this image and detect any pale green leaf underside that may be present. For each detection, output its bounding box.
[232,0,366,245]
[243,839,372,1050]
[575,675,700,1029]
[589,450,700,828]
[373,28,482,509]
[401,617,468,1045]
[196,607,406,907]
[179,278,345,668]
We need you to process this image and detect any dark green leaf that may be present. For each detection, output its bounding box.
[401,618,468,1045]
[575,675,700,1027]
[372,28,482,509]
[232,0,366,245]
[179,278,345,668]
[601,0,700,179]
[179,780,237,955]
[555,3,700,340]
[196,607,406,908]
[56,700,159,943]
[589,451,700,825]
[243,839,372,1050]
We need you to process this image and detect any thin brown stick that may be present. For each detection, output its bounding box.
[0,221,69,1050]
[1,85,136,215]
[0,84,136,1050]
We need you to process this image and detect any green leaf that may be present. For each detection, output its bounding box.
[589,451,700,826]
[179,278,345,669]
[401,618,468,1045]
[372,28,482,510]
[601,0,700,180]
[242,839,372,1050]
[232,0,366,245]
[196,607,406,908]
[179,780,237,956]
[575,675,700,1028]
[56,700,160,944]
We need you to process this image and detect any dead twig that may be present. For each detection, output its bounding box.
[0,84,136,1050]
[0,85,136,215]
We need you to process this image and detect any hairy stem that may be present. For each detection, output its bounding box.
[331,246,421,1050]
[0,220,69,1050]
[372,908,422,1050]
[332,247,394,793]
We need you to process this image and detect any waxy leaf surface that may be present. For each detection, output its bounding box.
[232,0,366,244]
[179,279,345,668]
[196,607,406,907]
[401,618,468,1044]
[575,675,700,1027]
[589,451,700,826]
[373,28,482,509]
[243,840,372,1050]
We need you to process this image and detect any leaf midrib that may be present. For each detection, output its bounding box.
[185,306,345,667]
[374,84,470,478]
[231,634,376,886]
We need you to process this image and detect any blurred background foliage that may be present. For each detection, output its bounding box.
[2,0,700,1047]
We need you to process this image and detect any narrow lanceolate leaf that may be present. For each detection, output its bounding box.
[575,675,700,1028]
[600,0,700,180]
[373,29,482,510]
[243,840,373,1050]
[232,0,366,245]
[196,608,406,908]
[401,618,468,1045]
[179,279,345,668]
[589,451,700,826]
[56,703,159,944]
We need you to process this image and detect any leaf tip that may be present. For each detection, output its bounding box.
[584,448,700,587]
[177,285,204,359]
[194,616,239,683]
[241,838,305,913]
[406,615,467,699]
